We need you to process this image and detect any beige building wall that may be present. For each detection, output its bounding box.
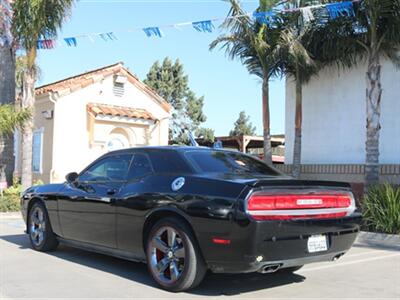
[30,73,169,184]
[31,96,55,184]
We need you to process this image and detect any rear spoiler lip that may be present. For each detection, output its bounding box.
[248,179,352,190]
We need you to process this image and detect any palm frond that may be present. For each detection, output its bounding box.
[0,104,31,136]
[210,0,283,79]
[306,0,400,70]
[12,0,75,56]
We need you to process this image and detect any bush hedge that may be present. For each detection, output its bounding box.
[0,180,43,212]
[0,184,22,212]
[0,194,20,212]
[362,184,400,235]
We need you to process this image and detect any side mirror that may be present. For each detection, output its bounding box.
[65,172,79,183]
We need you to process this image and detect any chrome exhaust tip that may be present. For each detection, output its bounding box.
[259,264,282,274]
[332,252,345,261]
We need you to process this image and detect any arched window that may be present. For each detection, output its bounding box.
[106,128,131,152]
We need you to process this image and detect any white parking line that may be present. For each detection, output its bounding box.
[302,253,400,272]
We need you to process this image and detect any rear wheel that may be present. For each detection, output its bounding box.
[28,202,59,251]
[146,217,206,292]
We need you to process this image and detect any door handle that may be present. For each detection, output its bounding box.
[107,188,117,195]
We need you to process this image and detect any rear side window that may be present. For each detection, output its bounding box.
[127,153,153,179]
[148,150,193,174]
[185,150,281,176]
[79,154,133,182]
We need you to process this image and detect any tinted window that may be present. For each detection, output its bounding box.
[79,154,132,182]
[185,150,281,176]
[127,153,153,179]
[148,150,192,174]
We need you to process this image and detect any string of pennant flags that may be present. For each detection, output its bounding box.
[32,0,360,50]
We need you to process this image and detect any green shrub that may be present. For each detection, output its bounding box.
[0,183,21,212]
[0,180,44,212]
[0,182,22,212]
[0,193,20,212]
[362,184,400,234]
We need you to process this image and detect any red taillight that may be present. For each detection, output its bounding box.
[212,238,231,245]
[247,192,355,220]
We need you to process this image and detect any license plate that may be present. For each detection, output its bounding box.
[307,235,328,253]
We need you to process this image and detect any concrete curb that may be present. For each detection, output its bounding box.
[0,212,22,219]
[355,231,400,250]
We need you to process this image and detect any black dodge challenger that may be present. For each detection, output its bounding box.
[21,146,361,292]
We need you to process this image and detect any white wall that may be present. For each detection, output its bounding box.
[50,74,170,183]
[285,59,400,164]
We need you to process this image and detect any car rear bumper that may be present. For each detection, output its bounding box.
[209,250,350,274]
[205,214,361,273]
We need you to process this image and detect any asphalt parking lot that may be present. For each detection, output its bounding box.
[1,214,399,299]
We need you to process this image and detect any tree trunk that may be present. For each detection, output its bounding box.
[0,45,16,186]
[364,54,382,187]
[292,76,302,178]
[262,77,272,165]
[21,67,36,190]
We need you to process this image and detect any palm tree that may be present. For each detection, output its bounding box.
[0,0,16,186]
[272,7,318,178]
[210,0,283,165]
[307,0,400,186]
[13,0,74,189]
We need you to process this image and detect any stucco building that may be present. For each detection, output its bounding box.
[14,62,171,184]
[283,58,400,184]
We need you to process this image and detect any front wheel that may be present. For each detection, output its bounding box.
[146,217,206,292]
[28,202,59,251]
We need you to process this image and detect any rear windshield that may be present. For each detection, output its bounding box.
[184,150,282,176]
[148,150,193,174]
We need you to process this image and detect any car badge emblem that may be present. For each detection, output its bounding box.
[171,177,185,191]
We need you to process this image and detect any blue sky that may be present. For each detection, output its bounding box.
[36,0,285,136]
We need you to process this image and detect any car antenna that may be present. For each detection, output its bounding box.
[187,130,199,147]
[213,140,223,149]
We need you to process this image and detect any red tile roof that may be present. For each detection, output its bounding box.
[87,103,155,121]
[35,62,171,112]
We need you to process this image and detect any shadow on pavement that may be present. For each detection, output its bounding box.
[191,271,305,296]
[1,233,305,296]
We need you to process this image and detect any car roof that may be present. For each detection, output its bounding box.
[104,145,234,156]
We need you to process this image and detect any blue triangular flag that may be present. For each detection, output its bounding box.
[192,20,214,33]
[253,11,276,25]
[64,37,77,47]
[326,1,355,19]
[99,32,117,41]
[106,32,117,40]
[143,27,163,38]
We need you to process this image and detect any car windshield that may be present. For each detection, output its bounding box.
[184,150,282,177]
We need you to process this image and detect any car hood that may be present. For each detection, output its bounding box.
[24,183,65,195]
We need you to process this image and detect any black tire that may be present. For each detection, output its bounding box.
[279,265,303,273]
[145,217,207,292]
[28,202,59,251]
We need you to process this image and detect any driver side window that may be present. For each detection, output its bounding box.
[79,154,132,182]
